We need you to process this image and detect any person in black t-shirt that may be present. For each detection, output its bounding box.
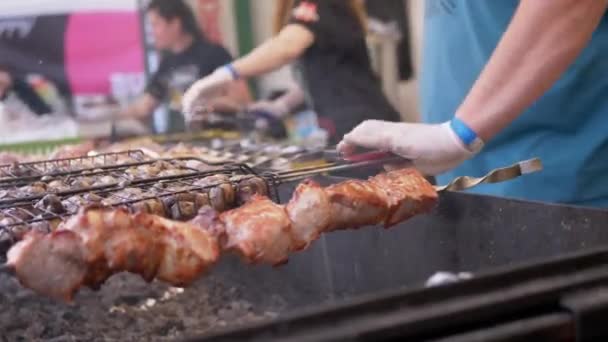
[182,0,401,144]
[0,65,53,117]
[120,0,250,131]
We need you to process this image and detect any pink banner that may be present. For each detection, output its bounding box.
[65,12,144,95]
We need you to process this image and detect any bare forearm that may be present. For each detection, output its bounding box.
[232,25,313,78]
[232,40,293,77]
[457,0,608,141]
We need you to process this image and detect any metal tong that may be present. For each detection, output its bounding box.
[321,148,543,192]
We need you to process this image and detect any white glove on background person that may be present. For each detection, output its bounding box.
[337,120,484,175]
[182,65,236,121]
[248,83,304,119]
[247,99,290,118]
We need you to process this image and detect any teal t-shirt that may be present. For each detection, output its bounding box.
[421,1,608,207]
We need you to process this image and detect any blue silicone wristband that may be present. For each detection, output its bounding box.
[224,64,240,80]
[450,117,478,145]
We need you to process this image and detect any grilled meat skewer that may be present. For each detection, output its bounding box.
[6,208,220,301]
[5,168,437,301]
[218,169,436,265]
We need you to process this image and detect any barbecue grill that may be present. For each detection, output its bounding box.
[188,180,608,341]
[1,152,606,341]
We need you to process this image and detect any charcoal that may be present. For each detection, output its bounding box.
[0,271,283,341]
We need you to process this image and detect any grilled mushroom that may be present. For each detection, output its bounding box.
[1,207,35,222]
[233,176,269,205]
[21,182,47,195]
[35,194,66,214]
[194,192,211,208]
[94,175,117,186]
[130,198,166,216]
[47,180,71,193]
[170,201,197,220]
[83,193,104,204]
[194,175,235,211]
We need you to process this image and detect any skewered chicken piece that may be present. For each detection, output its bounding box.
[6,207,220,301]
[286,180,331,251]
[370,168,438,227]
[220,195,293,265]
[4,168,437,301]
[7,230,88,299]
[212,168,437,265]
[324,180,389,232]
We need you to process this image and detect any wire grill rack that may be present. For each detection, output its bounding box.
[0,150,147,184]
[0,152,275,255]
[0,147,395,258]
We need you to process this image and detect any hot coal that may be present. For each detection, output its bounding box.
[0,272,282,341]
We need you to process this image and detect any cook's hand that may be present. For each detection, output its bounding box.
[337,119,484,175]
[182,65,237,121]
[247,99,289,118]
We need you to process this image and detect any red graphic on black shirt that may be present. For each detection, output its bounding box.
[293,1,319,22]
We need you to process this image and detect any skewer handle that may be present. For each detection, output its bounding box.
[435,158,543,192]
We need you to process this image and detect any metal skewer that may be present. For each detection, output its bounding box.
[434,158,542,192]
[272,154,543,193]
[274,155,404,183]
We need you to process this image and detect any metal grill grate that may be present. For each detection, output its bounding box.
[0,147,395,257]
[0,154,275,255]
[0,150,147,184]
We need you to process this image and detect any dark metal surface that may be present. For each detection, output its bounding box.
[191,247,608,342]
[230,178,608,301]
[187,176,608,341]
[427,314,575,342]
[561,286,608,341]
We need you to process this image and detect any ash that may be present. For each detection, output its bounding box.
[0,273,282,341]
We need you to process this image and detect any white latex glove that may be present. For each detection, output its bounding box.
[182,66,236,121]
[337,120,484,175]
[247,99,290,118]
